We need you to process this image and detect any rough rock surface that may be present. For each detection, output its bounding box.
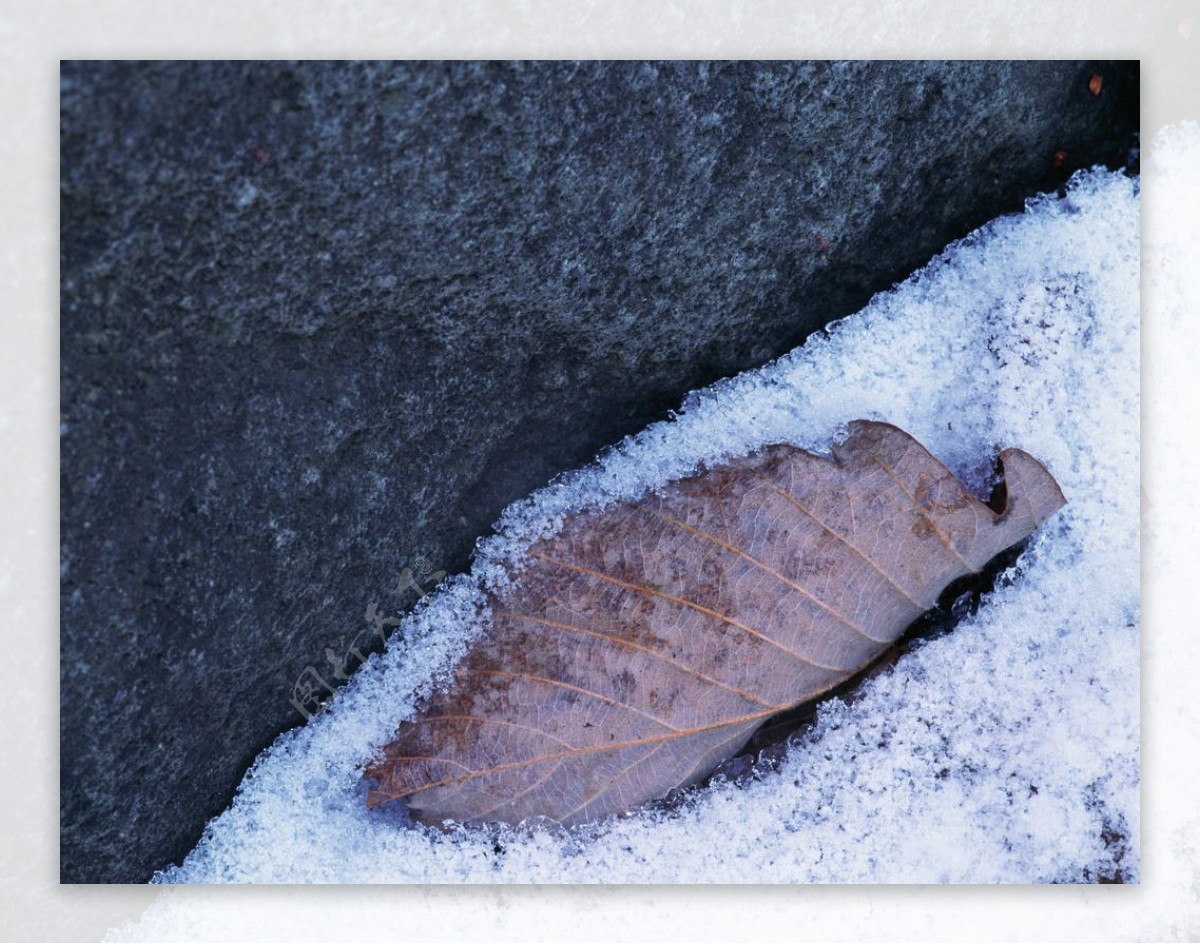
[59,60,1138,883]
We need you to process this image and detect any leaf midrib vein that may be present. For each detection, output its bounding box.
[649,506,894,645]
[379,704,783,800]
[498,610,776,709]
[753,476,930,613]
[529,550,847,672]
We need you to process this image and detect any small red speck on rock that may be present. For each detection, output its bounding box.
[1053,149,1068,168]
[1089,74,1103,96]
[813,234,833,254]
[249,143,269,164]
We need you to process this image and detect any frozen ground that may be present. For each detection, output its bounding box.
[145,165,1140,889]
[100,130,1175,927]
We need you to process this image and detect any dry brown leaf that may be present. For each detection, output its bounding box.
[365,420,1066,826]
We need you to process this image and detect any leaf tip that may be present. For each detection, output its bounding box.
[994,447,1068,527]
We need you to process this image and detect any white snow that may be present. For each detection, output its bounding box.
[135,161,1141,892]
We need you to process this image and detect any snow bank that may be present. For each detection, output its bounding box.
[141,163,1139,889]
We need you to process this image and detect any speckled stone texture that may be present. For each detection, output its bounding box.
[59,60,1138,882]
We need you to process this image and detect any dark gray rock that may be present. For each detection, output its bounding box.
[59,60,1138,882]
